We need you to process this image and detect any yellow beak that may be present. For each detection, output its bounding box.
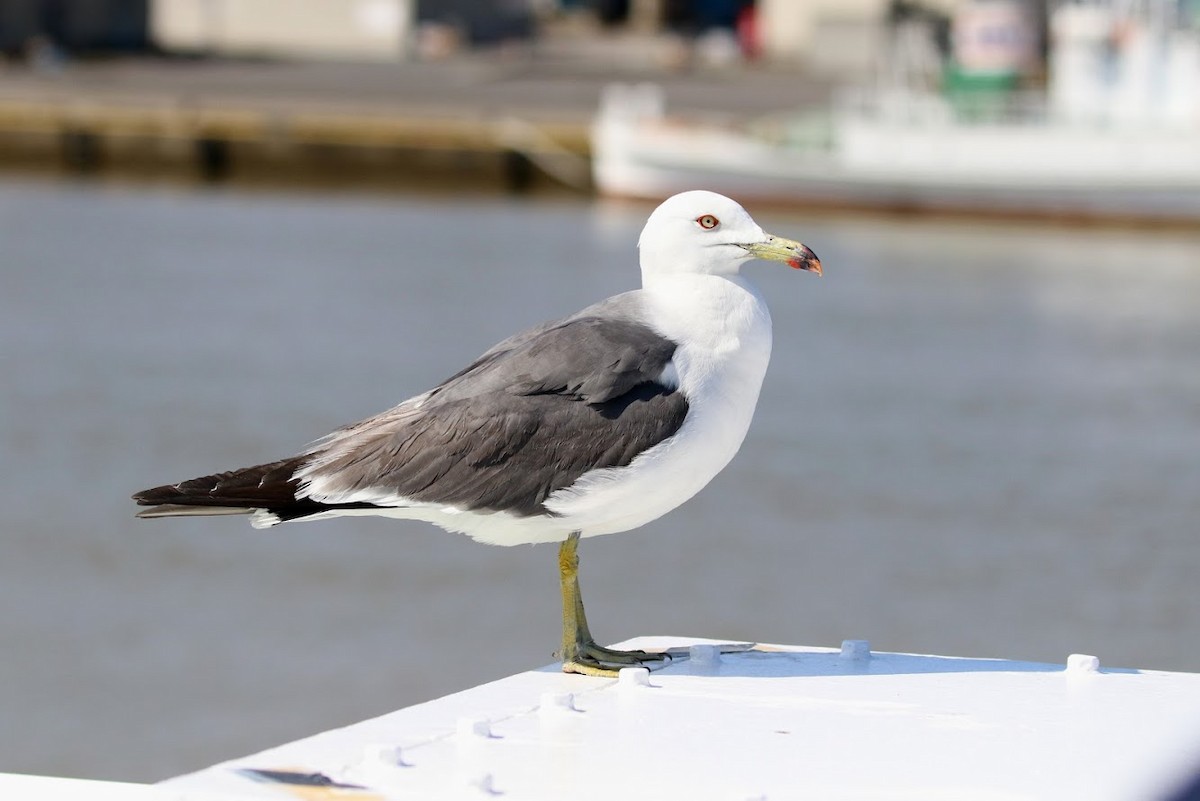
[745,235,823,276]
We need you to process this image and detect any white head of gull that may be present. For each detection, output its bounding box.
[133,190,821,676]
[638,189,820,279]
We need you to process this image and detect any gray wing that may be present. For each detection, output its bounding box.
[298,298,688,517]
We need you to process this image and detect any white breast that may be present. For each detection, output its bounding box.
[543,273,773,538]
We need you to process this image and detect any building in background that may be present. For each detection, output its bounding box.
[151,0,415,61]
[0,0,1102,82]
[0,0,149,55]
[756,0,960,73]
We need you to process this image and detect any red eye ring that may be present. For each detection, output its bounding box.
[696,214,719,230]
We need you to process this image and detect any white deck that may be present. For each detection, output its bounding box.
[7,636,1200,800]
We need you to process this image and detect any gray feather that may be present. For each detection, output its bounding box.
[300,294,688,517]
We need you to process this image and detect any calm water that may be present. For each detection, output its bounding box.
[2,178,1198,781]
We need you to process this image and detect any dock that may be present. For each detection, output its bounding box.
[6,636,1200,800]
[0,57,831,190]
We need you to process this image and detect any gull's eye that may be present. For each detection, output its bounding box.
[696,214,719,230]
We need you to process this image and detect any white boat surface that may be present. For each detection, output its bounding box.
[7,637,1200,799]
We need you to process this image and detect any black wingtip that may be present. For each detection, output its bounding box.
[132,485,174,505]
[132,456,308,510]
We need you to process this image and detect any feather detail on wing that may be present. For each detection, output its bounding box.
[296,306,688,518]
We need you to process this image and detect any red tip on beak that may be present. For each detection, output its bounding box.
[789,245,822,276]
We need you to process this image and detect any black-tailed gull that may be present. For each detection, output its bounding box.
[133,190,822,676]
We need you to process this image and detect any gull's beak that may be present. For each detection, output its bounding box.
[744,234,823,276]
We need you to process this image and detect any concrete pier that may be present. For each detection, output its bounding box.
[0,56,830,189]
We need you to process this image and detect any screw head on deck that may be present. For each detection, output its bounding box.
[1067,653,1100,673]
[361,743,408,771]
[539,691,579,713]
[618,666,652,687]
[457,716,493,740]
[464,771,497,795]
[840,639,872,661]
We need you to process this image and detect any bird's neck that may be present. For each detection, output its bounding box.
[640,272,771,353]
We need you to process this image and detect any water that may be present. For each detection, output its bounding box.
[2,178,1198,782]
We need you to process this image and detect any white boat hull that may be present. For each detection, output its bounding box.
[592,86,1200,222]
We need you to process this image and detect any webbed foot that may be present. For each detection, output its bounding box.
[562,641,671,677]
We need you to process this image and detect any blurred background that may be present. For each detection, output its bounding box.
[1,0,1199,786]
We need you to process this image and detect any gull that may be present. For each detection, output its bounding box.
[133,190,822,676]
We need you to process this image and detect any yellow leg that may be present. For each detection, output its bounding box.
[559,531,583,658]
[557,532,669,676]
